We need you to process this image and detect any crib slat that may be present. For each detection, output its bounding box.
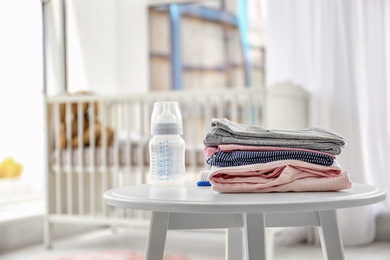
[241,96,249,124]
[189,97,197,174]
[100,100,108,216]
[53,103,62,214]
[230,95,238,123]
[136,101,145,185]
[142,100,151,185]
[134,100,146,220]
[89,101,96,215]
[66,102,73,215]
[124,101,133,218]
[124,101,132,187]
[77,102,84,215]
[112,102,120,218]
[251,93,261,126]
[204,96,212,134]
[217,95,224,119]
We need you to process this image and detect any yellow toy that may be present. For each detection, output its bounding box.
[0,157,23,178]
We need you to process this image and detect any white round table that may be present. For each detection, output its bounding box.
[104,182,386,260]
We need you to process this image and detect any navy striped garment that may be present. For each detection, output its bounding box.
[206,150,334,167]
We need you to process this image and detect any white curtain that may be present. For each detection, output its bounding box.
[267,0,390,245]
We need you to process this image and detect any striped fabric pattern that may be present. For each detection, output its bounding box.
[207,150,335,167]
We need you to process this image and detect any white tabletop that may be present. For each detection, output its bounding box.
[104,182,387,214]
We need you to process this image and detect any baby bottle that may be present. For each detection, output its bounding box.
[149,101,186,186]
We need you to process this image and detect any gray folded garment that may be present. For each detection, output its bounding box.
[203,118,347,155]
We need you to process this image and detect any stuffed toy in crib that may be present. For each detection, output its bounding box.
[58,91,114,149]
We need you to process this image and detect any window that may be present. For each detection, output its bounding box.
[0,1,45,216]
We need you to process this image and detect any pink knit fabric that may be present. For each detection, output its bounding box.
[209,160,352,193]
[204,144,337,158]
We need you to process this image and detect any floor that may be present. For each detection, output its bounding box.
[1,227,390,260]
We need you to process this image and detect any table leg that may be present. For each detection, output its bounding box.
[145,211,170,260]
[318,210,345,260]
[242,213,266,260]
[226,228,243,260]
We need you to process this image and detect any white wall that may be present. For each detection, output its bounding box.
[265,82,310,130]
[64,0,150,94]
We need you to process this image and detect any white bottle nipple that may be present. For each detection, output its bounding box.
[151,101,183,135]
[157,103,176,123]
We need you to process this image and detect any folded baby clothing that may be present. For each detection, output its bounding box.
[203,118,352,193]
[204,144,337,158]
[209,160,352,193]
[207,150,335,167]
[204,118,347,155]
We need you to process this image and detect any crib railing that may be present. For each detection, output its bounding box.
[44,87,266,246]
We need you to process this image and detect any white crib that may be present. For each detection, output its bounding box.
[43,87,270,247]
[43,84,311,249]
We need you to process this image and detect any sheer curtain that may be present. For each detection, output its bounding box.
[267,0,390,245]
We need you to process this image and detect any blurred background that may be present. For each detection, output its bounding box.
[0,0,389,258]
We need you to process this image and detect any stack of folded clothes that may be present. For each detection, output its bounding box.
[203,118,352,193]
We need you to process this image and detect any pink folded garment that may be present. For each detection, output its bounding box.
[204,144,336,158]
[209,160,352,193]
